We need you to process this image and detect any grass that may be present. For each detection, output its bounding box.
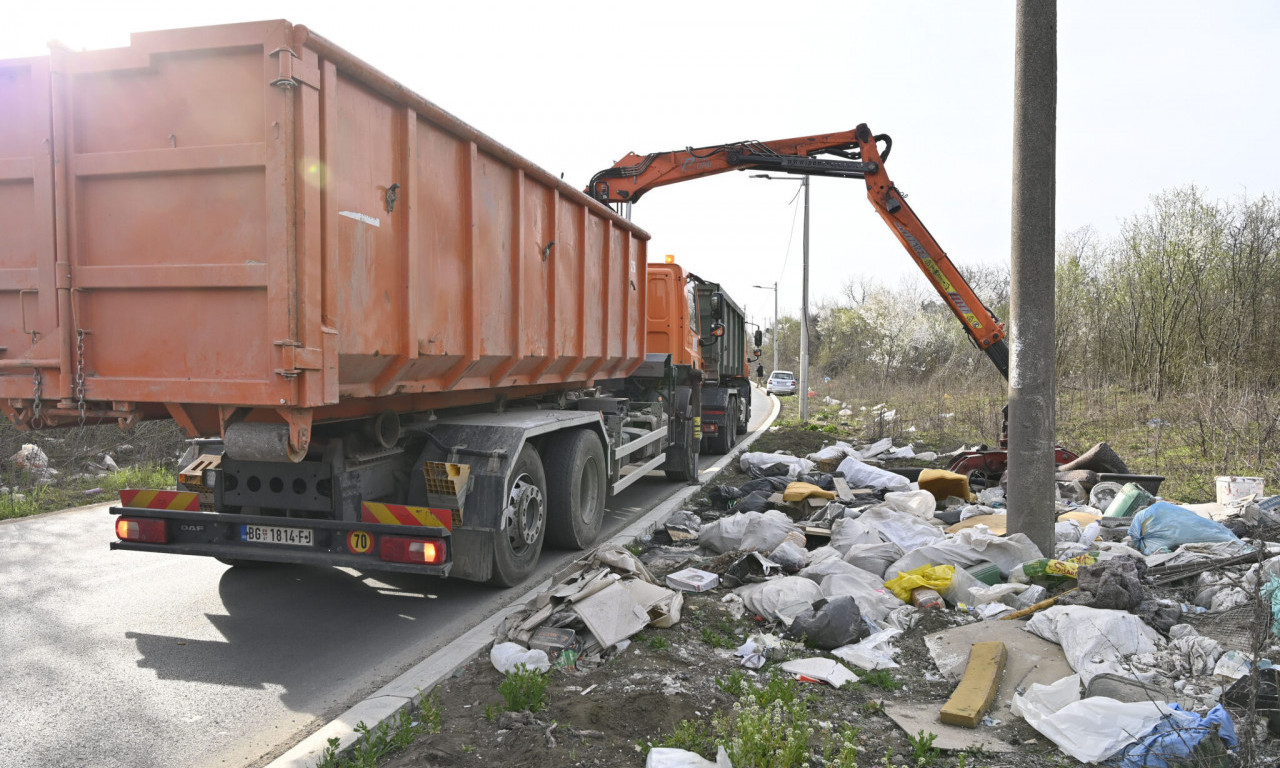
[1,462,174,521]
[907,729,940,766]
[315,696,442,768]
[856,669,903,692]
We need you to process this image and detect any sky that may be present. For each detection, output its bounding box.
[4,1,1278,332]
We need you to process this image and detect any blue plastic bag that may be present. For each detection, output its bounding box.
[1128,501,1240,555]
[1116,703,1236,768]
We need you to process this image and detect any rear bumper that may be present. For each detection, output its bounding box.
[109,505,452,576]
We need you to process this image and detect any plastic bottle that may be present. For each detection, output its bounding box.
[911,587,944,610]
[1103,482,1155,518]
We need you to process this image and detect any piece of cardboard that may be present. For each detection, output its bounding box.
[572,581,650,648]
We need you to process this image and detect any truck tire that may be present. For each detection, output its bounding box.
[489,445,548,587]
[544,429,607,550]
[709,397,738,454]
[663,385,700,482]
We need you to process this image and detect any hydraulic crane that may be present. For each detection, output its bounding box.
[587,123,1010,379]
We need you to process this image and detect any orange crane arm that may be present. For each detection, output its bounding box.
[586,123,1009,378]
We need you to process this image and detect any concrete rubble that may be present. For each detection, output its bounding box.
[489,436,1280,765]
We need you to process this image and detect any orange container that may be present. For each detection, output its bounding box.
[0,21,647,454]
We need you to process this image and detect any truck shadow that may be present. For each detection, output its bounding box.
[124,562,499,711]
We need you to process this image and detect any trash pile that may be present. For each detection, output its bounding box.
[488,436,1280,767]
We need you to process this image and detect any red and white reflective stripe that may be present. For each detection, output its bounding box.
[360,501,452,531]
[119,489,200,511]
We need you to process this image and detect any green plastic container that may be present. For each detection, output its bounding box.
[964,561,1003,586]
[1103,482,1155,517]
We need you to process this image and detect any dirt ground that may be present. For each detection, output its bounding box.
[380,422,1280,768]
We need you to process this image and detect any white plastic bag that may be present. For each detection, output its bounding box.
[1011,674,1172,763]
[819,572,905,624]
[831,628,902,670]
[881,489,936,520]
[835,455,911,491]
[645,746,733,768]
[828,517,885,554]
[1025,606,1162,684]
[490,642,551,674]
[841,541,905,578]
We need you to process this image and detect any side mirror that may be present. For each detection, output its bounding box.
[711,292,724,321]
[753,329,763,347]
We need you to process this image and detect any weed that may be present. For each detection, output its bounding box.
[643,634,669,651]
[717,693,812,768]
[716,669,748,698]
[907,729,940,766]
[858,669,903,691]
[821,724,861,768]
[314,696,441,768]
[484,703,499,722]
[499,663,549,713]
[650,718,714,757]
[701,626,736,649]
[862,700,884,715]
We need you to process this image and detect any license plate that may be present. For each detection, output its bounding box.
[240,524,313,547]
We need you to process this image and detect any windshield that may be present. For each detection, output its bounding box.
[771,372,794,380]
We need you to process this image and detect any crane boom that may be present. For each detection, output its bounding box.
[587,123,1009,379]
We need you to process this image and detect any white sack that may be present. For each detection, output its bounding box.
[1011,674,1173,764]
[835,455,911,491]
[806,442,858,464]
[842,541,905,578]
[858,437,893,459]
[735,576,824,625]
[1025,606,1162,684]
[699,510,801,555]
[856,506,945,551]
[828,517,886,555]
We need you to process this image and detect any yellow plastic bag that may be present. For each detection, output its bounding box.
[782,482,836,503]
[883,564,956,602]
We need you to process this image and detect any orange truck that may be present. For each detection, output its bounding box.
[0,20,709,586]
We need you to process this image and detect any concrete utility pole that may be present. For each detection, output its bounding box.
[1007,0,1058,557]
[800,175,810,424]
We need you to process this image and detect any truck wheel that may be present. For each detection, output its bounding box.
[544,429,607,550]
[489,445,548,587]
[710,398,739,454]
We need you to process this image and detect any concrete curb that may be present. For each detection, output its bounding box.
[265,390,780,768]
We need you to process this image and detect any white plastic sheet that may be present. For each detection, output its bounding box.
[490,642,551,674]
[832,628,902,670]
[884,527,1042,580]
[856,506,944,551]
[645,747,733,768]
[1011,674,1172,764]
[780,657,859,687]
[835,455,911,491]
[1026,606,1162,684]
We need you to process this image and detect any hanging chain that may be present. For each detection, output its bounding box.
[75,329,87,430]
[31,368,43,429]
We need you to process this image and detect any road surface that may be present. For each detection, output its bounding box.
[0,387,770,768]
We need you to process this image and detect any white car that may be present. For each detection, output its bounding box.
[767,370,797,396]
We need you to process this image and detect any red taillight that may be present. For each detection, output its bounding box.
[115,517,168,543]
[379,536,446,565]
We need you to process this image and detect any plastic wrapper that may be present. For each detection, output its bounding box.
[831,627,902,670]
[880,489,937,520]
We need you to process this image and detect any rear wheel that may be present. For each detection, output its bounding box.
[544,429,607,550]
[488,445,548,587]
[710,398,739,454]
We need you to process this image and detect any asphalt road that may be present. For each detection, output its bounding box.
[0,387,770,768]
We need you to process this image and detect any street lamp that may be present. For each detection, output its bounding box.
[752,173,810,423]
[752,282,778,375]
